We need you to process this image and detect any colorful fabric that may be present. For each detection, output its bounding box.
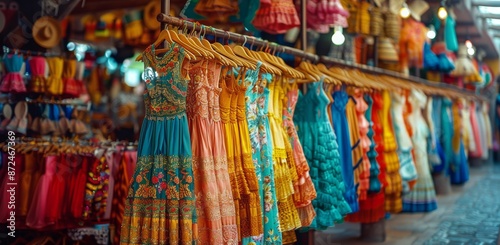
[121,43,197,245]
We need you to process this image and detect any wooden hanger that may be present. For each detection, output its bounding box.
[212,42,250,68]
[136,28,197,61]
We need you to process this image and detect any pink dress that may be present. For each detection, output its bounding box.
[253,0,300,34]
[469,101,483,157]
[187,60,238,244]
[28,56,47,93]
[207,62,238,242]
[26,156,58,229]
[1,54,26,93]
[283,85,316,226]
[306,0,349,33]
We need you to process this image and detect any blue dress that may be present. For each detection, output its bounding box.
[121,44,197,244]
[331,89,358,213]
[431,97,447,173]
[294,80,351,230]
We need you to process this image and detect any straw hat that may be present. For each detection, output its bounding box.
[378,37,399,62]
[32,16,62,49]
[408,0,429,21]
[144,0,161,30]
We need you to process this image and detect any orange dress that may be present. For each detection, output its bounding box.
[187,60,238,244]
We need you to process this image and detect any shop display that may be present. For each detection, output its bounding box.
[0,0,497,244]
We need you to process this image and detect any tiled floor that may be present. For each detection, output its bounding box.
[315,162,500,245]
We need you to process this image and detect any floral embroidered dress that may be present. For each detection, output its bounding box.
[284,82,316,227]
[294,80,351,231]
[121,44,197,245]
[207,62,239,243]
[243,68,281,245]
[187,59,238,244]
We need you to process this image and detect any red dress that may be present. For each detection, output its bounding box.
[26,156,58,228]
[253,0,300,34]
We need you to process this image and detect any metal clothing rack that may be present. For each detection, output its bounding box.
[156,13,485,100]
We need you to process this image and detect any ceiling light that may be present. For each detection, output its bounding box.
[331,26,345,45]
[468,47,475,56]
[427,25,436,39]
[465,40,473,49]
[400,2,411,18]
[438,6,448,20]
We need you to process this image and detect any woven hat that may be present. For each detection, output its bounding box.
[408,0,429,21]
[378,37,399,62]
[32,16,62,49]
[144,0,161,30]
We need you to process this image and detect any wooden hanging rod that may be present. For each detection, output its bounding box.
[156,14,486,100]
[156,13,319,62]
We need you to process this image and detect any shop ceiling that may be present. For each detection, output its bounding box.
[69,0,500,59]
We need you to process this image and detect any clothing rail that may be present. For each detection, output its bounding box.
[2,46,61,57]
[156,13,319,62]
[156,14,486,100]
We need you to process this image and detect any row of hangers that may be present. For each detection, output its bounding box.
[139,20,479,101]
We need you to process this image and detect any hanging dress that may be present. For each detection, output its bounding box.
[235,67,264,240]
[243,69,281,245]
[469,101,483,158]
[331,89,358,213]
[207,61,239,244]
[186,59,238,245]
[294,80,351,230]
[391,92,417,194]
[402,90,437,212]
[450,101,469,185]
[461,100,476,156]
[352,89,371,201]
[345,93,385,223]
[345,93,365,201]
[284,82,316,226]
[28,56,47,93]
[121,44,197,245]
[381,91,402,213]
[46,57,64,96]
[440,98,454,175]
[18,152,37,217]
[431,97,447,172]
[1,54,26,93]
[252,0,300,34]
[268,77,301,233]
[26,156,57,228]
[425,97,442,169]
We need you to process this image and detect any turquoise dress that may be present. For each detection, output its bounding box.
[440,98,454,176]
[294,80,351,230]
[444,16,458,52]
[364,94,382,193]
[121,44,197,244]
[331,89,358,212]
[243,68,281,244]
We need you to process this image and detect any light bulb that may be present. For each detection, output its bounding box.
[438,6,447,20]
[427,25,436,39]
[400,3,410,18]
[467,47,475,56]
[465,40,472,49]
[331,27,345,45]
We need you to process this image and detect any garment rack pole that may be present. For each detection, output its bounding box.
[156,14,485,100]
[161,0,170,31]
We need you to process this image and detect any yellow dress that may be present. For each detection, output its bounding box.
[219,69,242,239]
[346,91,363,196]
[268,78,301,235]
[46,57,64,95]
[235,70,263,239]
[381,90,403,213]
